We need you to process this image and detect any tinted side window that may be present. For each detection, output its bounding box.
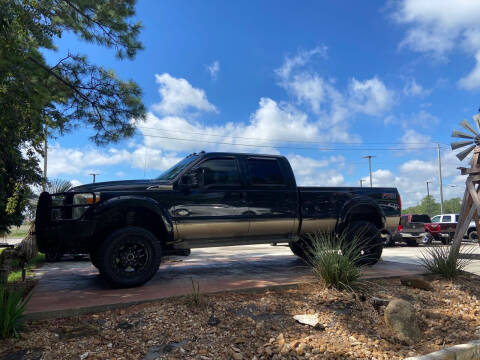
[442,215,452,222]
[248,159,285,185]
[456,215,459,222]
[198,159,240,186]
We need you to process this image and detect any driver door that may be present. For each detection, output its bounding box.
[173,156,250,243]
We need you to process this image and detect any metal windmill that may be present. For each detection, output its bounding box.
[450,114,480,255]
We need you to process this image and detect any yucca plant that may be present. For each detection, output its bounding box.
[0,286,31,338]
[419,245,473,279]
[307,232,364,291]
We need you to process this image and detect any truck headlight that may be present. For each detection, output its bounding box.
[72,193,100,219]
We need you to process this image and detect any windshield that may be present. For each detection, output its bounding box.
[156,155,199,181]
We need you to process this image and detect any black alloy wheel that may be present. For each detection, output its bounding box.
[97,227,161,288]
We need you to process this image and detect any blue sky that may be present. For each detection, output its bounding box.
[42,0,480,207]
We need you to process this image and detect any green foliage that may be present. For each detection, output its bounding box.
[308,232,362,291]
[419,245,472,279]
[0,286,31,338]
[0,0,146,230]
[402,196,462,217]
[189,277,202,306]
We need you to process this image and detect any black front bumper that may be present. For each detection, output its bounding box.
[35,220,96,253]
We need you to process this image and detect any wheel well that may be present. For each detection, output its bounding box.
[345,205,383,230]
[92,206,168,249]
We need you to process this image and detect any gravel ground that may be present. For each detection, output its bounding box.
[3,273,480,360]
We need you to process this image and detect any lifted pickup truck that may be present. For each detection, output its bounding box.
[35,152,401,287]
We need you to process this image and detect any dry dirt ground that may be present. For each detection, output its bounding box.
[2,273,480,360]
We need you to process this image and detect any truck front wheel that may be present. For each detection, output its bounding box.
[96,226,162,288]
[345,221,383,266]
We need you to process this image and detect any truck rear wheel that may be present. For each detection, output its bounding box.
[96,226,161,288]
[345,221,382,266]
[289,239,312,263]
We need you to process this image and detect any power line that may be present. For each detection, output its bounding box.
[136,125,448,146]
[141,133,446,151]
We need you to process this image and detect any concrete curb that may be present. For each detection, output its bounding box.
[405,340,480,360]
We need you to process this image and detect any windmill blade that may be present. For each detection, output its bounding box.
[451,140,474,150]
[452,129,474,139]
[474,114,480,132]
[456,144,476,161]
[460,119,478,135]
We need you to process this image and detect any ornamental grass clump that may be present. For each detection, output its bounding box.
[307,232,363,291]
[0,286,31,338]
[420,244,473,280]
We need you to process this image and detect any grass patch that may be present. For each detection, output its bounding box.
[308,232,363,291]
[4,253,44,283]
[420,245,473,279]
[5,225,30,239]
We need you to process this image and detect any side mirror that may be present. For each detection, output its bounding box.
[180,169,201,189]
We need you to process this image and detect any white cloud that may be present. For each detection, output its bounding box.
[403,78,430,97]
[275,46,328,80]
[459,50,480,89]
[45,144,181,177]
[400,129,431,152]
[70,179,82,187]
[349,77,394,116]
[138,97,324,153]
[393,0,480,88]
[206,60,220,80]
[152,73,218,115]
[288,154,345,186]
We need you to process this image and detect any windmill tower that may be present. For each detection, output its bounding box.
[450,115,480,256]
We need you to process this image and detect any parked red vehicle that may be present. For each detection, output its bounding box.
[394,214,441,246]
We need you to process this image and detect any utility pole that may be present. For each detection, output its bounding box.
[437,143,444,214]
[89,173,100,183]
[363,155,376,187]
[360,179,367,187]
[42,125,48,191]
[426,181,432,215]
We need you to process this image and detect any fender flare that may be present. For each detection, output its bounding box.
[336,196,386,234]
[91,196,174,240]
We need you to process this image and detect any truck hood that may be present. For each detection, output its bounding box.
[69,179,172,192]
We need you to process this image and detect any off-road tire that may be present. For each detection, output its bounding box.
[382,233,395,247]
[344,221,383,266]
[469,230,478,242]
[97,226,161,288]
[289,238,313,263]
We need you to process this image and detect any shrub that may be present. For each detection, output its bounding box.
[0,286,31,338]
[419,245,473,279]
[307,232,363,291]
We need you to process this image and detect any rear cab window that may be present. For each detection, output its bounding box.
[411,215,431,223]
[247,158,285,186]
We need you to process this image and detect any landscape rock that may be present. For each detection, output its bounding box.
[143,340,188,360]
[400,277,433,291]
[371,296,390,308]
[384,298,422,345]
[293,314,319,327]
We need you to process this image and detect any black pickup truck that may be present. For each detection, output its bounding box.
[35,151,401,287]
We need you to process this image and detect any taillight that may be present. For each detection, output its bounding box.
[398,224,403,232]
